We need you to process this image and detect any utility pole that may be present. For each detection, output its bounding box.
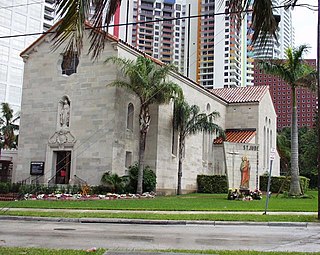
[317,0,320,220]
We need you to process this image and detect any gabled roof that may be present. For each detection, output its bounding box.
[214,128,256,144]
[20,21,118,57]
[19,21,218,99]
[20,21,267,108]
[210,86,269,104]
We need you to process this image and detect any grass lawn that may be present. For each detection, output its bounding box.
[0,191,317,212]
[1,210,317,222]
[0,247,319,255]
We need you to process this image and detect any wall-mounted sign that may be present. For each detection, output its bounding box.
[30,161,45,175]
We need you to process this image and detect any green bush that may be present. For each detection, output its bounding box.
[100,172,126,193]
[17,184,67,195]
[0,182,10,193]
[302,173,317,189]
[197,175,228,193]
[259,175,310,194]
[10,183,22,193]
[90,185,112,195]
[125,163,157,193]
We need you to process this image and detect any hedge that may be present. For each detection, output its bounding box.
[259,175,310,194]
[197,175,228,193]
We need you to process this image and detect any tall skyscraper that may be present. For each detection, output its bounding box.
[43,0,56,31]
[111,0,252,89]
[99,0,294,89]
[112,0,186,73]
[183,0,254,89]
[0,0,55,112]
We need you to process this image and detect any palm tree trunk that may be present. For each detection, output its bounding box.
[289,86,302,195]
[177,134,185,195]
[137,105,150,194]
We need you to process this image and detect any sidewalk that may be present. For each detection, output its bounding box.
[1,207,317,215]
[0,208,318,227]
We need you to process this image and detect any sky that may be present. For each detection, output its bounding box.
[292,1,318,59]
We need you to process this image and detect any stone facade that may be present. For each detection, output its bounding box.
[15,27,279,194]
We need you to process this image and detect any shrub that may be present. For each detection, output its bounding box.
[10,183,22,193]
[125,163,157,193]
[197,175,228,193]
[302,173,317,189]
[101,172,126,193]
[0,182,10,194]
[259,175,310,194]
[90,185,112,195]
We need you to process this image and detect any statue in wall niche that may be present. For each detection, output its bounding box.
[240,155,250,189]
[60,99,70,128]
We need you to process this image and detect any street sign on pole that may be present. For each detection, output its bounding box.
[269,147,276,161]
[264,147,276,215]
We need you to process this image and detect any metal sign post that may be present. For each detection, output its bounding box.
[264,148,276,215]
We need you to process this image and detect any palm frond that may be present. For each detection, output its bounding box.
[295,69,318,91]
[173,100,224,138]
[54,0,121,59]
[260,45,316,90]
[107,55,183,106]
[87,0,120,59]
[53,0,91,56]
[259,60,292,83]
[227,0,277,44]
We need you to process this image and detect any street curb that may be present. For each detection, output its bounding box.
[0,215,316,227]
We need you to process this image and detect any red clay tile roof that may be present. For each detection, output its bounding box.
[210,86,269,103]
[214,129,256,144]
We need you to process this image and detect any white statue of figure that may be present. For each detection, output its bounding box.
[60,99,70,128]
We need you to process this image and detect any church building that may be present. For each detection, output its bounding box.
[14,24,279,194]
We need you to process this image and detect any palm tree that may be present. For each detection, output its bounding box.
[101,171,125,193]
[259,45,317,196]
[106,55,183,194]
[173,99,224,195]
[0,103,20,150]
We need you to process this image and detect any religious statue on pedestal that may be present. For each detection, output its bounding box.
[240,155,250,189]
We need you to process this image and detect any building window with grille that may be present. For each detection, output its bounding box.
[61,52,79,76]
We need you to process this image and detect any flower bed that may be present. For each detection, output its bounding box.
[23,192,156,201]
[227,189,262,201]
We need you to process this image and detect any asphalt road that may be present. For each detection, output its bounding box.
[0,219,320,252]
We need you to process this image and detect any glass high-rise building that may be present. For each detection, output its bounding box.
[0,0,56,112]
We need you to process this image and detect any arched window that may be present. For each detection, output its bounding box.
[263,126,266,170]
[206,103,211,112]
[202,131,208,162]
[127,103,134,130]
[267,127,270,169]
[61,52,79,76]
[172,102,178,156]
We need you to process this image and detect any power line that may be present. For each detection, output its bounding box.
[0,0,44,10]
[0,3,316,40]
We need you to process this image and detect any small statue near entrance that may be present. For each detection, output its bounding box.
[240,155,250,189]
[60,98,70,128]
